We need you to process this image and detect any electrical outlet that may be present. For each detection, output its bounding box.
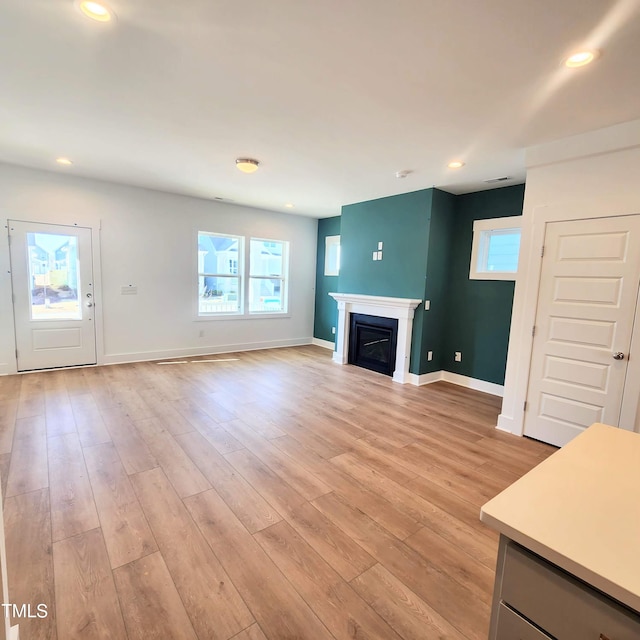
[454,351,462,362]
[427,351,433,361]
[331,327,336,335]
[424,300,430,310]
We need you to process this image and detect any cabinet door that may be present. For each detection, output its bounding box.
[495,603,552,640]
[501,543,640,639]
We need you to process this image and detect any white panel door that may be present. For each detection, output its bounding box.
[9,220,96,371]
[524,215,640,447]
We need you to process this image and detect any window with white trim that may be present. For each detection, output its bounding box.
[198,232,289,316]
[249,238,289,313]
[469,216,521,281]
[198,232,243,315]
[324,235,340,276]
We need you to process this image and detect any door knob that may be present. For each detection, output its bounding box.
[86,302,93,308]
[612,352,625,360]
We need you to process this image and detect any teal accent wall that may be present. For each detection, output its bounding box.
[443,184,524,384]
[339,190,433,373]
[312,183,524,383]
[418,189,456,373]
[313,216,341,343]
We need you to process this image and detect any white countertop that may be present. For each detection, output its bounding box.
[481,423,640,613]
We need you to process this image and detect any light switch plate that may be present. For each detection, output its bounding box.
[377,251,383,260]
[372,251,378,261]
[424,300,430,310]
[121,286,138,295]
[378,241,383,250]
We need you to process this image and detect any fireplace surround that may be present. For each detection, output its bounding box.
[328,293,422,383]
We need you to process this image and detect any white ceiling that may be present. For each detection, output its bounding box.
[1,0,639,218]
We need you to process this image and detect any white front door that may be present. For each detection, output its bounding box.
[524,215,640,447]
[9,220,97,371]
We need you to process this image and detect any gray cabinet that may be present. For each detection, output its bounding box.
[490,537,640,640]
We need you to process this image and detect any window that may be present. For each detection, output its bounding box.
[198,232,243,314]
[198,233,289,316]
[324,235,340,276]
[249,238,289,313]
[469,217,521,281]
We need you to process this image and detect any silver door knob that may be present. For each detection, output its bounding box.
[613,352,625,360]
[86,302,93,308]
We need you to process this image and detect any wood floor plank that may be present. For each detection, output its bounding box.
[99,405,158,475]
[184,489,334,640]
[223,418,332,500]
[255,520,403,640]
[6,416,49,497]
[224,448,307,517]
[131,467,254,640]
[331,451,497,567]
[0,398,18,454]
[312,491,491,640]
[405,525,495,605]
[70,395,112,448]
[16,372,45,419]
[172,398,245,454]
[175,430,281,533]
[4,488,57,640]
[113,552,198,640]
[134,417,211,498]
[84,442,158,568]
[53,528,127,640]
[135,388,196,436]
[48,432,100,541]
[351,563,466,640]
[44,375,77,438]
[285,501,376,582]
[229,624,267,640]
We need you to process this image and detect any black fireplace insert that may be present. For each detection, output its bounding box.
[348,313,398,376]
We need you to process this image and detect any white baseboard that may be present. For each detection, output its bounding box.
[441,371,504,397]
[102,338,313,366]
[406,369,504,397]
[311,338,335,350]
[497,413,523,435]
[407,371,443,386]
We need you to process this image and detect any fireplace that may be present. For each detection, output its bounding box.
[348,314,398,376]
[328,293,422,384]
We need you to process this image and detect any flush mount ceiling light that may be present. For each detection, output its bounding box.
[285,203,294,208]
[56,157,73,166]
[395,170,413,179]
[75,0,115,23]
[448,160,465,169]
[564,49,599,68]
[236,158,260,174]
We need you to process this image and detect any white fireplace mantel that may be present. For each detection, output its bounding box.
[328,293,423,383]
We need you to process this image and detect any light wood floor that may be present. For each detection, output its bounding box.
[0,346,554,640]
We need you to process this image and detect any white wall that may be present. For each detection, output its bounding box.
[499,120,640,436]
[0,163,318,374]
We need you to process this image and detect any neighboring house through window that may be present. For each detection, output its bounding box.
[469,216,521,280]
[198,232,289,316]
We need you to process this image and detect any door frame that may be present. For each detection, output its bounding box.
[1,213,104,375]
[498,201,640,437]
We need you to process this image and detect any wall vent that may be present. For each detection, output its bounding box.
[483,176,512,184]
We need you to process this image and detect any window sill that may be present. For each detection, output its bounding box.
[195,313,292,322]
[469,271,517,281]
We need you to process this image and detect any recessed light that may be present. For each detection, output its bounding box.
[285,203,294,208]
[56,157,73,166]
[236,158,260,174]
[76,1,114,23]
[564,49,599,68]
[448,160,465,169]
